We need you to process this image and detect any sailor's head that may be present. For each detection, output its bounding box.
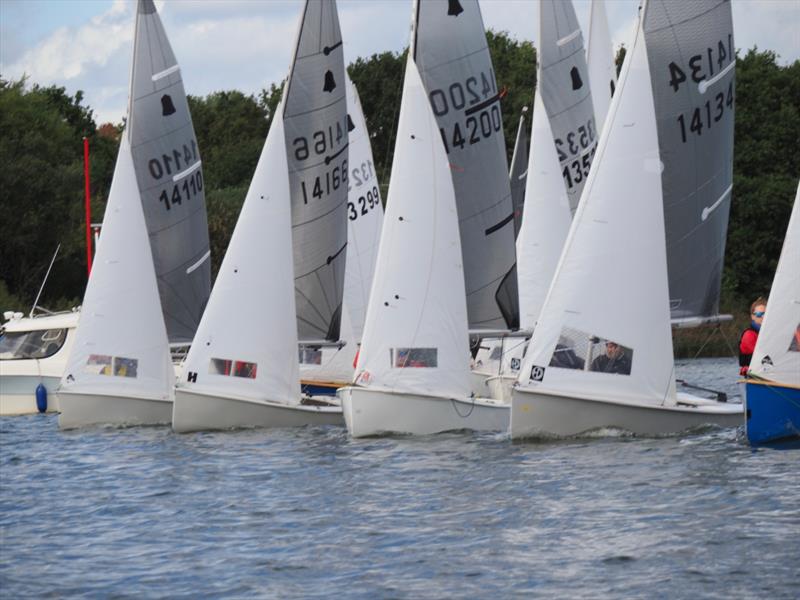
[605,341,622,358]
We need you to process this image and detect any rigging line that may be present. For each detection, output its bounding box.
[661,364,677,407]
[450,396,476,419]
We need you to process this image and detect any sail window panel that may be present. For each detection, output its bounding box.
[548,327,633,376]
[113,357,138,378]
[84,354,113,376]
[788,323,800,352]
[0,329,67,360]
[390,348,438,369]
[209,358,233,376]
[299,347,323,365]
[232,361,257,379]
[208,357,258,379]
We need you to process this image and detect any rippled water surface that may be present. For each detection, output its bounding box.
[2,358,798,598]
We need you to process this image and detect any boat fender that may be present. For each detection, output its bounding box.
[35,383,47,413]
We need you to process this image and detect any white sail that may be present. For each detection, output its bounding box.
[509,110,529,238]
[586,0,617,134]
[516,91,572,331]
[749,184,800,386]
[342,74,385,343]
[516,11,677,406]
[299,75,385,383]
[353,58,471,399]
[60,138,174,400]
[177,109,300,405]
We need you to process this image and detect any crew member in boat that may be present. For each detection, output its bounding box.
[739,297,767,375]
[590,341,631,375]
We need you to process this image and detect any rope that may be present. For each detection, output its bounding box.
[451,396,476,418]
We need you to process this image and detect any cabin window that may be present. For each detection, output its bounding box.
[0,328,67,360]
[548,327,633,376]
[489,346,503,361]
[299,347,322,365]
[209,358,257,379]
[391,347,437,368]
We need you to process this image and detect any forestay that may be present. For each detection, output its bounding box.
[643,0,736,322]
[516,92,573,331]
[128,0,211,344]
[412,0,518,331]
[509,111,529,238]
[284,0,349,342]
[749,184,800,386]
[178,109,300,405]
[517,12,677,406]
[538,0,597,213]
[60,139,174,400]
[586,0,617,134]
[354,59,471,400]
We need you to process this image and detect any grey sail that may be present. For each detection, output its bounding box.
[509,111,529,238]
[283,0,349,342]
[412,0,519,331]
[128,0,211,344]
[643,0,735,323]
[538,0,597,213]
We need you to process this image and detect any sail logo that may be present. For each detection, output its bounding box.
[161,94,176,116]
[187,371,198,383]
[570,67,583,90]
[323,71,337,93]
[530,365,545,382]
[448,0,464,16]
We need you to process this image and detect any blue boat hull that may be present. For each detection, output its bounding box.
[744,381,800,444]
[300,381,344,397]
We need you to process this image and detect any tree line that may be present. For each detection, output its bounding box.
[1,32,797,351]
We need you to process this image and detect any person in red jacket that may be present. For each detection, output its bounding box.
[739,297,767,375]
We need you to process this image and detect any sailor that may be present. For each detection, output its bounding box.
[739,297,767,376]
[590,340,631,375]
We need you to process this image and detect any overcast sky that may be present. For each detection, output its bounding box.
[1,0,798,125]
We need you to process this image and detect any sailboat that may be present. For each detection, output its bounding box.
[744,183,800,444]
[337,54,508,438]
[299,74,384,396]
[171,98,341,432]
[57,139,174,429]
[510,0,742,438]
[586,0,617,135]
[57,0,203,428]
[171,0,346,432]
[127,0,211,347]
[472,0,596,398]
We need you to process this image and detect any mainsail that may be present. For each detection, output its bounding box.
[538,0,597,213]
[643,0,736,323]
[283,0,349,342]
[127,0,211,344]
[509,110,529,238]
[412,0,519,331]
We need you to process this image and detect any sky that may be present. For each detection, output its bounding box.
[1,0,798,125]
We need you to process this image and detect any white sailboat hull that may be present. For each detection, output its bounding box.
[172,388,343,433]
[511,387,743,438]
[57,390,172,429]
[338,386,509,438]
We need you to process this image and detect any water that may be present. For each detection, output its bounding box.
[1,358,798,598]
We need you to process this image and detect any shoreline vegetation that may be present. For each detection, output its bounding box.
[1,34,797,359]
